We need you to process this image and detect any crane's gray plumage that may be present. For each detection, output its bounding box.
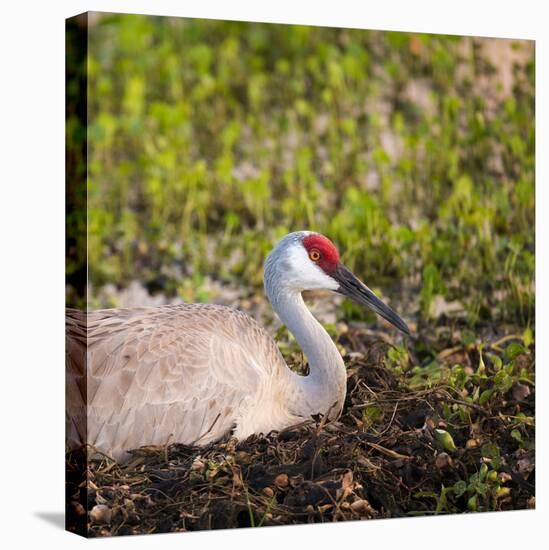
[66,231,409,461]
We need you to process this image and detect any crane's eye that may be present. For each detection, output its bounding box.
[309,249,321,262]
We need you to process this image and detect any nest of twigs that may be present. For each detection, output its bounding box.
[66,330,535,537]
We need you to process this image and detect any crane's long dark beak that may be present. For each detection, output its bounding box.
[333,264,410,335]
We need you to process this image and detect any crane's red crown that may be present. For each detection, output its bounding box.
[303,233,340,274]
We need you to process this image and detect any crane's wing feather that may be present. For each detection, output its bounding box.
[66,304,284,461]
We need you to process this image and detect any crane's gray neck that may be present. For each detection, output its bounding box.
[267,288,347,419]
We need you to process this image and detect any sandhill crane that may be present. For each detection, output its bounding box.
[66,231,409,461]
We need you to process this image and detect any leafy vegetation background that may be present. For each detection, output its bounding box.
[84,14,534,330]
[67,14,535,530]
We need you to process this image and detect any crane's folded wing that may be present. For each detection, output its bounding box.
[66,304,284,461]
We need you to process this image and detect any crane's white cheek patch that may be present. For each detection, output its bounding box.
[286,245,339,292]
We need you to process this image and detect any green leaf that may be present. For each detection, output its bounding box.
[487,470,498,483]
[477,345,486,374]
[453,480,467,497]
[522,327,533,348]
[467,495,478,511]
[479,389,494,405]
[510,429,523,444]
[434,429,457,452]
[505,342,526,360]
